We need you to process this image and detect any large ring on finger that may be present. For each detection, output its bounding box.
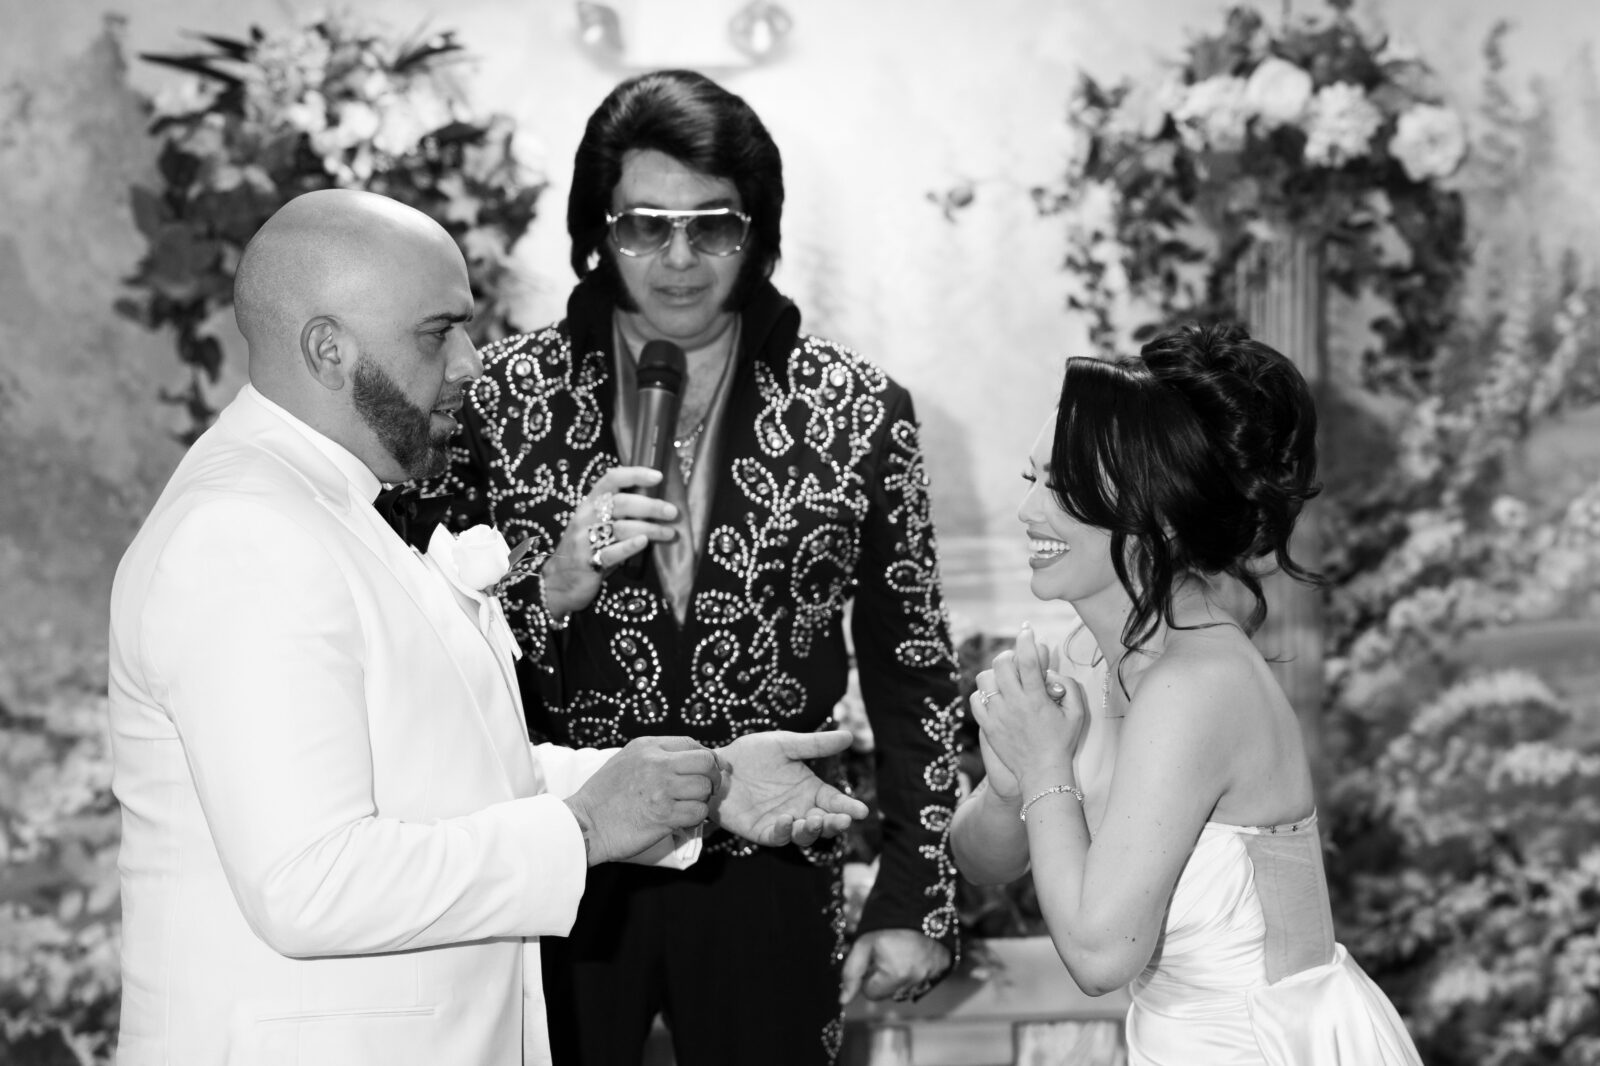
[588,546,607,573]
[587,520,615,548]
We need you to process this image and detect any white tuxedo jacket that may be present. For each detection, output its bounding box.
[108,386,611,1066]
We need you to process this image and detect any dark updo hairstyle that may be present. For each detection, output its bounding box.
[1051,322,1322,665]
[567,69,784,310]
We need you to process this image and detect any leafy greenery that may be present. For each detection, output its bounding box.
[0,686,119,1066]
[117,14,545,443]
[1035,1,1468,395]
[1322,249,1600,1065]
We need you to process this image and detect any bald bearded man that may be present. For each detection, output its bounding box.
[107,189,866,1066]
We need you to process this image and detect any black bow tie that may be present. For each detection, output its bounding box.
[372,484,454,550]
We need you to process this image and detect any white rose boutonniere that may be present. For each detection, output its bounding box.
[454,525,514,590]
[423,525,536,661]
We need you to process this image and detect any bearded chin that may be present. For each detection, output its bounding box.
[352,357,449,479]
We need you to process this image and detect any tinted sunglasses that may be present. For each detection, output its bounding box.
[606,207,752,257]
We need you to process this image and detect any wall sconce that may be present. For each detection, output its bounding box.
[574,0,793,70]
[575,1,624,54]
[728,1,793,61]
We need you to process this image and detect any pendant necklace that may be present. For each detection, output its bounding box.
[671,336,737,485]
[1103,664,1126,720]
[674,421,707,483]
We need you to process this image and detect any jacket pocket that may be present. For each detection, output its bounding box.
[227,1004,439,1066]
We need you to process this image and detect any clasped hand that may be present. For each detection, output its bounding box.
[970,624,1088,798]
[565,730,868,865]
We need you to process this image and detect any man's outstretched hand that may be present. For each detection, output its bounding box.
[712,730,869,847]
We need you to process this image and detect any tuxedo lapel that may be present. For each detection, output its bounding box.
[213,393,532,797]
[325,497,538,799]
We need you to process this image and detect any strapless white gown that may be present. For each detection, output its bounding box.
[1124,814,1422,1066]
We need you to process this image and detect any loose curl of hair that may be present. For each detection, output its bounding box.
[567,69,784,310]
[1050,322,1322,675]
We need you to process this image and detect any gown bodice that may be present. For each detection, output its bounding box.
[1124,814,1422,1066]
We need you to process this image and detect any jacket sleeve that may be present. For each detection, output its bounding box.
[849,387,963,954]
[141,500,588,959]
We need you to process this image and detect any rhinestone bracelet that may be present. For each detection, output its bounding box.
[1020,783,1085,822]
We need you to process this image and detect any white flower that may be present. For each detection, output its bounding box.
[1389,104,1467,182]
[454,525,514,590]
[1071,180,1120,238]
[211,164,246,192]
[357,68,394,102]
[1303,83,1384,167]
[282,90,329,135]
[1243,57,1313,129]
[460,226,505,264]
[1109,74,1183,140]
[1491,742,1600,789]
[1490,495,1529,531]
[152,77,220,119]
[348,143,376,183]
[373,97,429,158]
[1174,75,1251,153]
[422,525,523,662]
[1425,958,1494,1010]
[181,112,229,161]
[313,99,382,154]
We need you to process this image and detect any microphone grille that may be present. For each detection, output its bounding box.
[637,340,687,392]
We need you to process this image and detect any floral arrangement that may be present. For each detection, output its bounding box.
[0,685,120,1065]
[1321,257,1600,1065]
[117,14,545,443]
[1038,0,1467,393]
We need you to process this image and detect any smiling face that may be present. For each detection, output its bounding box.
[1018,412,1123,607]
[610,148,744,349]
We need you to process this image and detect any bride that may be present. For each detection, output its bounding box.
[950,323,1422,1065]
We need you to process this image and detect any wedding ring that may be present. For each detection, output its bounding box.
[976,689,998,707]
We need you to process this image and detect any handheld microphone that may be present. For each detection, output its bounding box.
[630,340,687,498]
[624,340,686,578]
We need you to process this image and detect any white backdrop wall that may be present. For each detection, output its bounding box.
[1,0,1596,694]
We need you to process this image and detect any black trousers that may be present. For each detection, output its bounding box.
[541,845,844,1066]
